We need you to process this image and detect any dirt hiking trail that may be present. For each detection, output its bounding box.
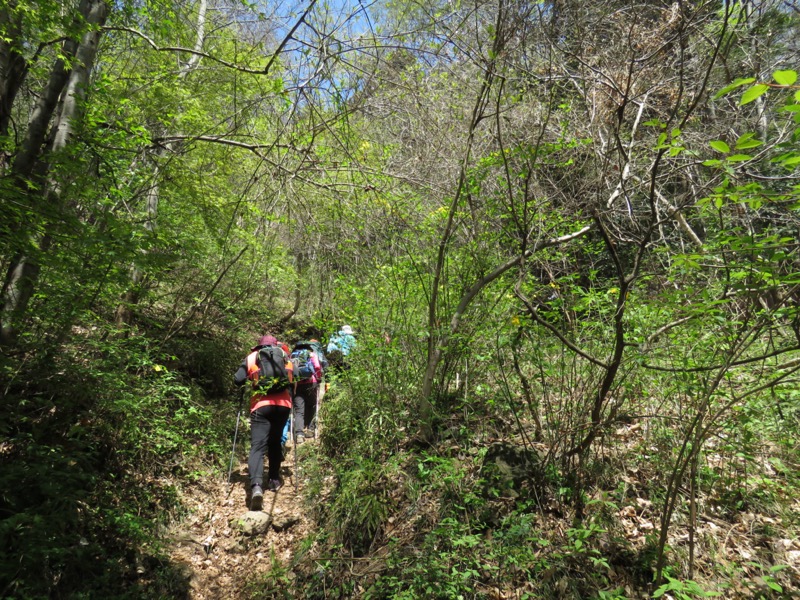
[165,438,316,599]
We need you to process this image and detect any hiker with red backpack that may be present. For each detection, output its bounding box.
[233,334,293,509]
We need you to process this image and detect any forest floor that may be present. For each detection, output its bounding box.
[164,438,315,600]
[159,419,800,599]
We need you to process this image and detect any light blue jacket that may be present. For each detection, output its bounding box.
[327,332,356,356]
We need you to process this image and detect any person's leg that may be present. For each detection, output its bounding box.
[248,408,271,509]
[293,388,305,441]
[248,409,269,488]
[303,384,318,435]
[281,418,290,445]
[265,405,290,485]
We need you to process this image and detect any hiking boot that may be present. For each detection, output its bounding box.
[304,429,315,439]
[266,479,283,492]
[295,433,304,445]
[250,485,263,510]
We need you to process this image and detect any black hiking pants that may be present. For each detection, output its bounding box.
[249,404,290,486]
[293,383,319,436]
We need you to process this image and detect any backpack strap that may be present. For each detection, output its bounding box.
[246,351,259,384]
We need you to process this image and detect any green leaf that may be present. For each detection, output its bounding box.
[782,155,800,166]
[773,70,798,86]
[735,139,763,149]
[769,565,789,573]
[702,159,722,167]
[766,581,783,592]
[709,140,730,153]
[714,77,756,99]
[653,584,668,598]
[726,154,751,162]
[740,84,769,105]
[735,133,762,149]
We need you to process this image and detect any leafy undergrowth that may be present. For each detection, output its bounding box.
[245,367,800,600]
[0,326,237,599]
[2,327,798,599]
[278,434,798,599]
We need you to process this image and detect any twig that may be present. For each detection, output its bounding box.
[162,246,247,343]
[105,0,317,77]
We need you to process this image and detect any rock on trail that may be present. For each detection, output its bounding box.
[164,452,312,599]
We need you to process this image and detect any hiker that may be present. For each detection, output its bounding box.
[233,334,293,509]
[290,340,324,444]
[280,339,327,447]
[326,324,356,369]
[277,339,292,451]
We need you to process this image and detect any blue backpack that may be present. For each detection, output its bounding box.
[290,347,315,380]
[303,340,328,371]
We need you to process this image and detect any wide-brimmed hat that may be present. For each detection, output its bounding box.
[252,334,277,350]
[340,325,354,335]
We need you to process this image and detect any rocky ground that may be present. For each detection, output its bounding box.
[165,439,314,599]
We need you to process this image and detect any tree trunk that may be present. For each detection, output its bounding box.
[419,0,507,441]
[0,0,109,346]
[9,0,96,182]
[114,167,160,328]
[0,2,28,169]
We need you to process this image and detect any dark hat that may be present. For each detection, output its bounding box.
[252,334,277,350]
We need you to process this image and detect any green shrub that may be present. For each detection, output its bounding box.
[0,329,230,598]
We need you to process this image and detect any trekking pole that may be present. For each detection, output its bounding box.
[227,389,245,484]
[316,381,322,439]
[293,383,299,492]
